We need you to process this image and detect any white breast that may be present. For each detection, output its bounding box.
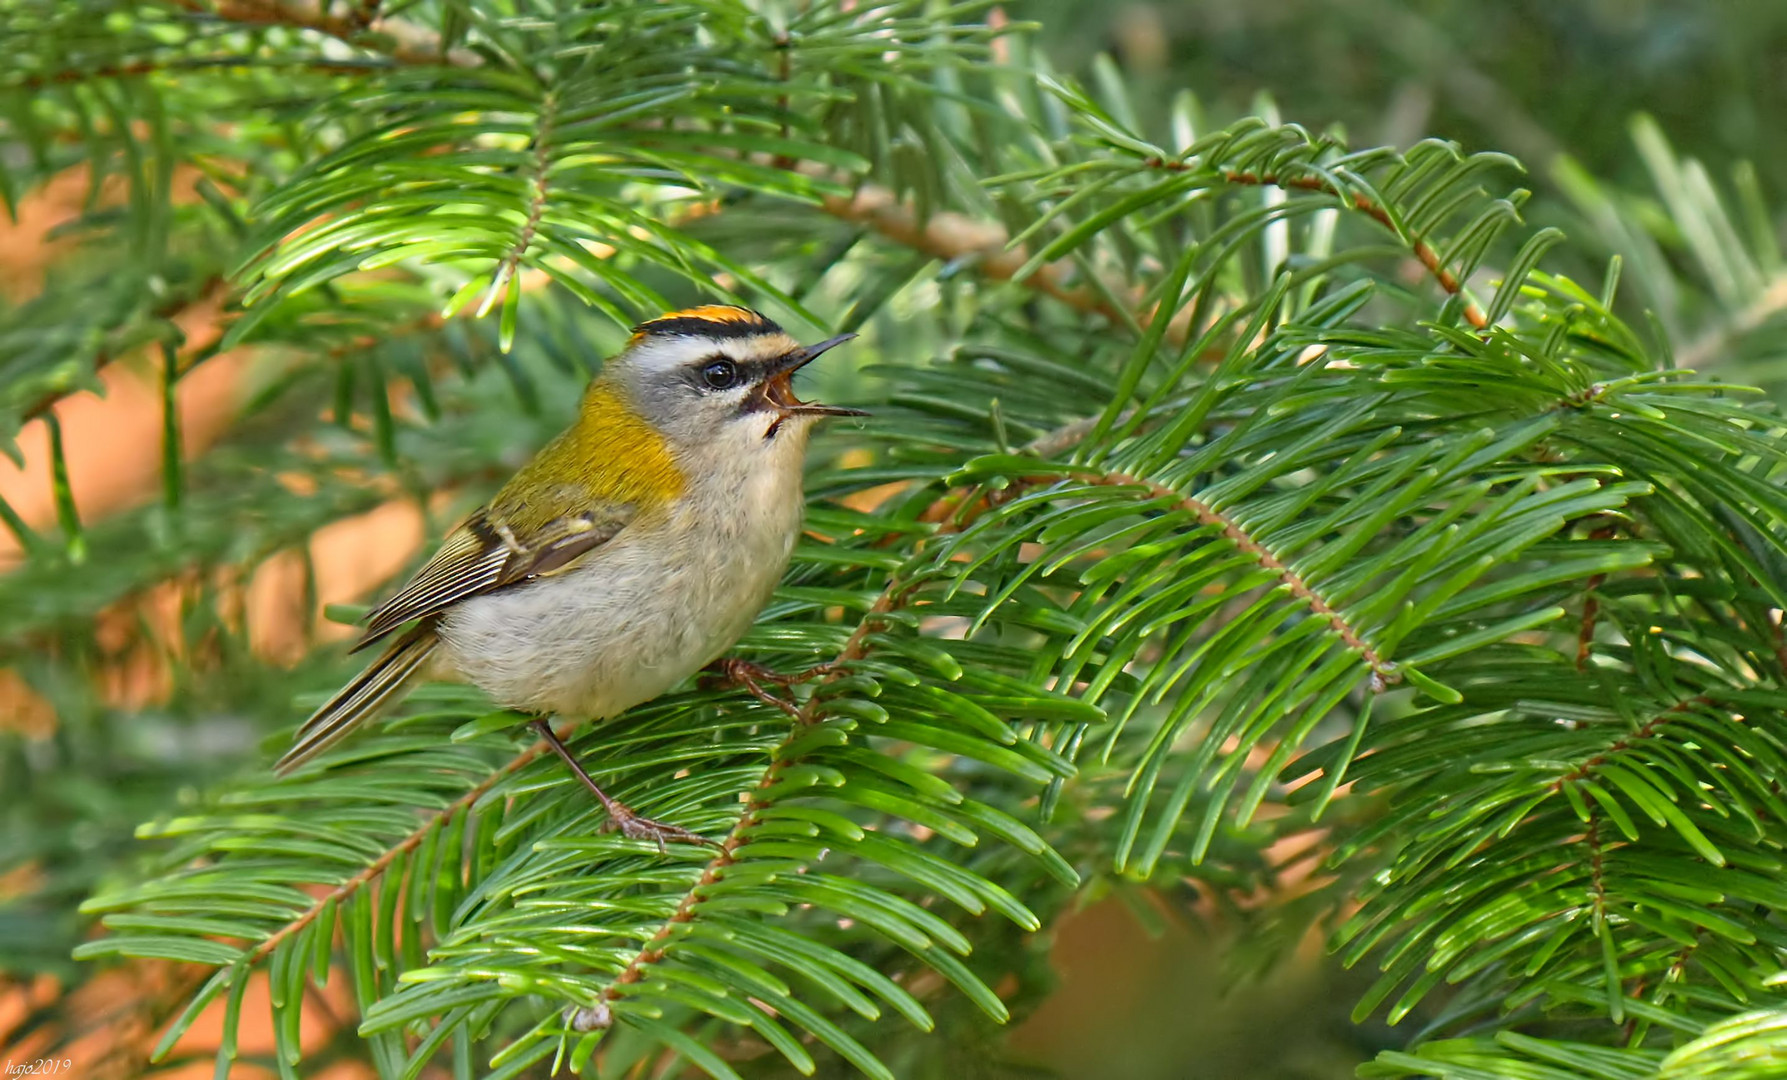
[433,426,808,719]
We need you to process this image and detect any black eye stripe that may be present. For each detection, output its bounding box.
[688,352,783,390]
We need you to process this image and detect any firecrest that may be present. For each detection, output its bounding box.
[276,305,863,846]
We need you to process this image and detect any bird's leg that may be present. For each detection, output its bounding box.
[529,719,712,853]
[787,661,842,684]
[701,657,804,719]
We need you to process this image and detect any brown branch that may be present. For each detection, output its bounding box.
[169,0,475,67]
[820,152,1494,361]
[11,56,391,90]
[1550,694,1714,793]
[1090,470,1399,687]
[1575,524,1620,669]
[1584,809,1610,927]
[582,509,962,1028]
[818,187,1134,333]
[247,740,546,964]
[1575,590,1603,671]
[903,407,1402,686]
[480,92,557,315]
[18,276,228,427]
[1108,153,1490,329]
[579,584,904,1027]
[1208,165,1489,330]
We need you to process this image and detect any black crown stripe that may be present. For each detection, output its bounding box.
[632,312,783,340]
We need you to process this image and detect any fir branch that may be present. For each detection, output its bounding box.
[245,740,548,966]
[478,90,558,322]
[1575,522,1620,668]
[167,0,475,66]
[819,187,1134,335]
[1090,468,1400,688]
[24,4,1787,1075]
[1550,694,1717,793]
[16,275,227,427]
[1204,164,1490,329]
[9,56,394,90]
[586,555,947,1026]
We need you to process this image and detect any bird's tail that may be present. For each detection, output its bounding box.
[275,626,438,775]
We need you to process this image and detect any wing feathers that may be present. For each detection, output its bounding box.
[355,528,510,650]
[281,505,630,769]
[352,507,629,652]
[282,468,639,771]
[524,517,623,578]
[277,627,438,774]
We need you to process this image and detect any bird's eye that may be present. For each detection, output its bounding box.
[700,359,740,390]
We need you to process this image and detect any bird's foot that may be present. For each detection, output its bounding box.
[789,660,842,684]
[703,657,805,718]
[529,718,716,856]
[604,806,717,854]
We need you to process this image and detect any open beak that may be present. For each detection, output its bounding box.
[763,333,869,417]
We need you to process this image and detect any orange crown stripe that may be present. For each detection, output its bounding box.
[663,305,766,324]
[629,305,784,343]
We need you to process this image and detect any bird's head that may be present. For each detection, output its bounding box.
[600,305,865,451]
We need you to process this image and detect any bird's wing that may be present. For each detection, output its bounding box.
[352,502,633,651]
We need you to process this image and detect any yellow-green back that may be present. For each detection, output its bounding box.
[490,381,686,536]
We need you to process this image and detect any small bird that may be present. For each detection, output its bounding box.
[277,305,863,846]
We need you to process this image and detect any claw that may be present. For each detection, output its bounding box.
[531,718,715,856]
[606,810,718,853]
[704,658,803,719]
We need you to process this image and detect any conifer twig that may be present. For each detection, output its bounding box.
[1091,470,1400,687]
[1186,162,1490,329]
[818,187,1134,332]
[247,741,547,964]
[586,563,940,1022]
[820,158,1494,344]
[168,0,476,66]
[17,277,228,425]
[1548,694,1715,793]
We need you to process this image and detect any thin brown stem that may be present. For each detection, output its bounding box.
[1549,694,1714,794]
[1090,470,1399,687]
[1575,524,1619,669]
[11,56,386,89]
[479,92,557,316]
[1585,810,1609,927]
[169,0,475,66]
[584,557,924,1023]
[818,187,1133,332]
[1209,166,1489,330]
[1575,590,1602,670]
[820,154,1492,361]
[247,740,546,964]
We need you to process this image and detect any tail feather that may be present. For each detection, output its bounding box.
[276,627,438,775]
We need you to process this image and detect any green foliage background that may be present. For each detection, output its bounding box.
[7,2,1787,1079]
